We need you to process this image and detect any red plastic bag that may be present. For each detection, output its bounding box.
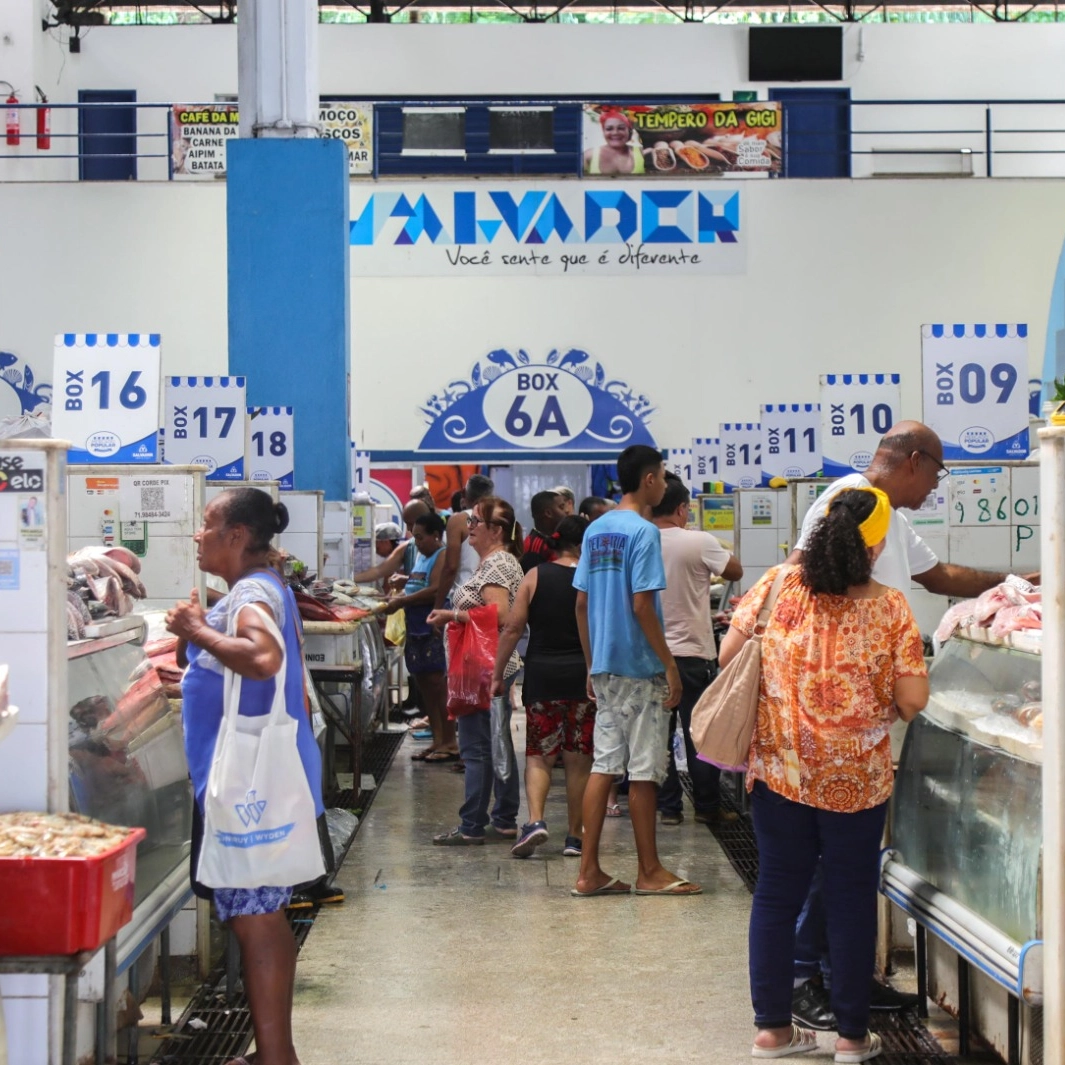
[446,604,498,717]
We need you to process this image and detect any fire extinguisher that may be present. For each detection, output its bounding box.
[4,86,18,147]
[35,87,50,151]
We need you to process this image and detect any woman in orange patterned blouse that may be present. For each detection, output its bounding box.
[719,487,928,1064]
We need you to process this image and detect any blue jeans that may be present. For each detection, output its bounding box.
[658,658,723,816]
[456,677,519,837]
[794,864,832,987]
[748,781,887,1041]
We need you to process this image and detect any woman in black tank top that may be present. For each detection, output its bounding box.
[491,516,597,860]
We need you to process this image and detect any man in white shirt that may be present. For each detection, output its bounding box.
[651,473,743,826]
[787,420,1038,1029]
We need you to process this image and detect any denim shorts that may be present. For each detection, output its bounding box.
[590,673,669,784]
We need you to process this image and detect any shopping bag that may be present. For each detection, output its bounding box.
[384,607,406,647]
[490,695,513,782]
[690,567,789,773]
[446,604,498,716]
[197,604,326,889]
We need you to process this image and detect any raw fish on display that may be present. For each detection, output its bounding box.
[989,602,1043,640]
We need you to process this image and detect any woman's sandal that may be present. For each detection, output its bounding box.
[605,803,623,818]
[751,1024,817,1058]
[424,750,460,763]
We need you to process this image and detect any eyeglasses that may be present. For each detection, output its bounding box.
[918,450,951,484]
[466,515,485,528]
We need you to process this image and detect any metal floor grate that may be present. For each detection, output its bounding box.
[680,772,957,1065]
[149,730,405,1065]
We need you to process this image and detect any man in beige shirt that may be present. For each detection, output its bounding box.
[652,472,743,826]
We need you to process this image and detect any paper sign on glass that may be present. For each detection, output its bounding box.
[164,378,247,480]
[921,324,1029,460]
[246,407,294,490]
[760,404,821,483]
[819,374,900,478]
[52,334,162,463]
[719,423,761,489]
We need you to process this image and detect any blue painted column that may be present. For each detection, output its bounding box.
[227,138,350,500]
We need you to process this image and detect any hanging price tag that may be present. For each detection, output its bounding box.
[667,448,694,492]
[921,324,1029,460]
[351,444,371,497]
[164,377,246,479]
[245,407,294,489]
[760,404,821,483]
[52,334,162,463]
[819,374,900,477]
[719,423,761,489]
[691,437,720,491]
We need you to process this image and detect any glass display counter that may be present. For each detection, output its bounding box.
[67,625,193,964]
[883,635,1044,1064]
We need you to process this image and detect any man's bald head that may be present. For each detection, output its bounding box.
[877,421,943,466]
[402,499,430,532]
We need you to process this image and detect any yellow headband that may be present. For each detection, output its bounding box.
[857,487,891,547]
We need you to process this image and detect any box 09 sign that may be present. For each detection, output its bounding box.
[820,374,900,477]
[164,378,247,479]
[53,334,162,464]
[921,324,1029,460]
[246,407,294,490]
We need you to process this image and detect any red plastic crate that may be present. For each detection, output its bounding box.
[0,826,146,956]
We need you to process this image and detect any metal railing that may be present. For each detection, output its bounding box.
[3,97,1065,180]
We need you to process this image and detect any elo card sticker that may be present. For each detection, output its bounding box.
[246,407,294,490]
[691,438,720,490]
[52,334,162,463]
[719,423,761,489]
[921,324,1029,460]
[760,404,821,483]
[667,448,694,492]
[819,374,900,478]
[164,377,247,479]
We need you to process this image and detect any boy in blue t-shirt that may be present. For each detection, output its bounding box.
[572,445,701,899]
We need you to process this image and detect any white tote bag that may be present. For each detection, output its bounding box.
[197,603,325,889]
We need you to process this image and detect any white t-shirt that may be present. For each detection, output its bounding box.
[659,525,733,660]
[453,510,480,590]
[794,473,938,593]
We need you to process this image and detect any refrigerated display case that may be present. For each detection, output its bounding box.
[884,634,1044,1063]
[67,622,193,966]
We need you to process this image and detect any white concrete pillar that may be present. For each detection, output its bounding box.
[1040,426,1065,1063]
[237,0,320,139]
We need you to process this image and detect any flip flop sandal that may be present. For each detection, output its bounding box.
[424,750,460,763]
[634,879,703,896]
[571,876,632,898]
[432,828,484,846]
[605,803,624,818]
[410,749,433,761]
[834,1033,883,1064]
[751,1025,818,1058]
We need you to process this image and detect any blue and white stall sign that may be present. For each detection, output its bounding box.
[921,324,1029,460]
[691,437,720,490]
[667,448,694,492]
[819,374,900,477]
[246,406,294,489]
[760,404,821,483]
[351,444,371,497]
[52,334,161,463]
[164,377,246,479]
[719,423,762,489]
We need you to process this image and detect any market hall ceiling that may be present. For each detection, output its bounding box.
[54,0,1056,23]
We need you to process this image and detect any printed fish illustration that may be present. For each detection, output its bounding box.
[594,363,606,389]
[0,354,51,413]
[485,349,518,371]
[558,349,590,372]
[470,363,482,389]
[545,349,560,365]
[515,349,531,365]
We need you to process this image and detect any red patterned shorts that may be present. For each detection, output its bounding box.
[525,699,596,758]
